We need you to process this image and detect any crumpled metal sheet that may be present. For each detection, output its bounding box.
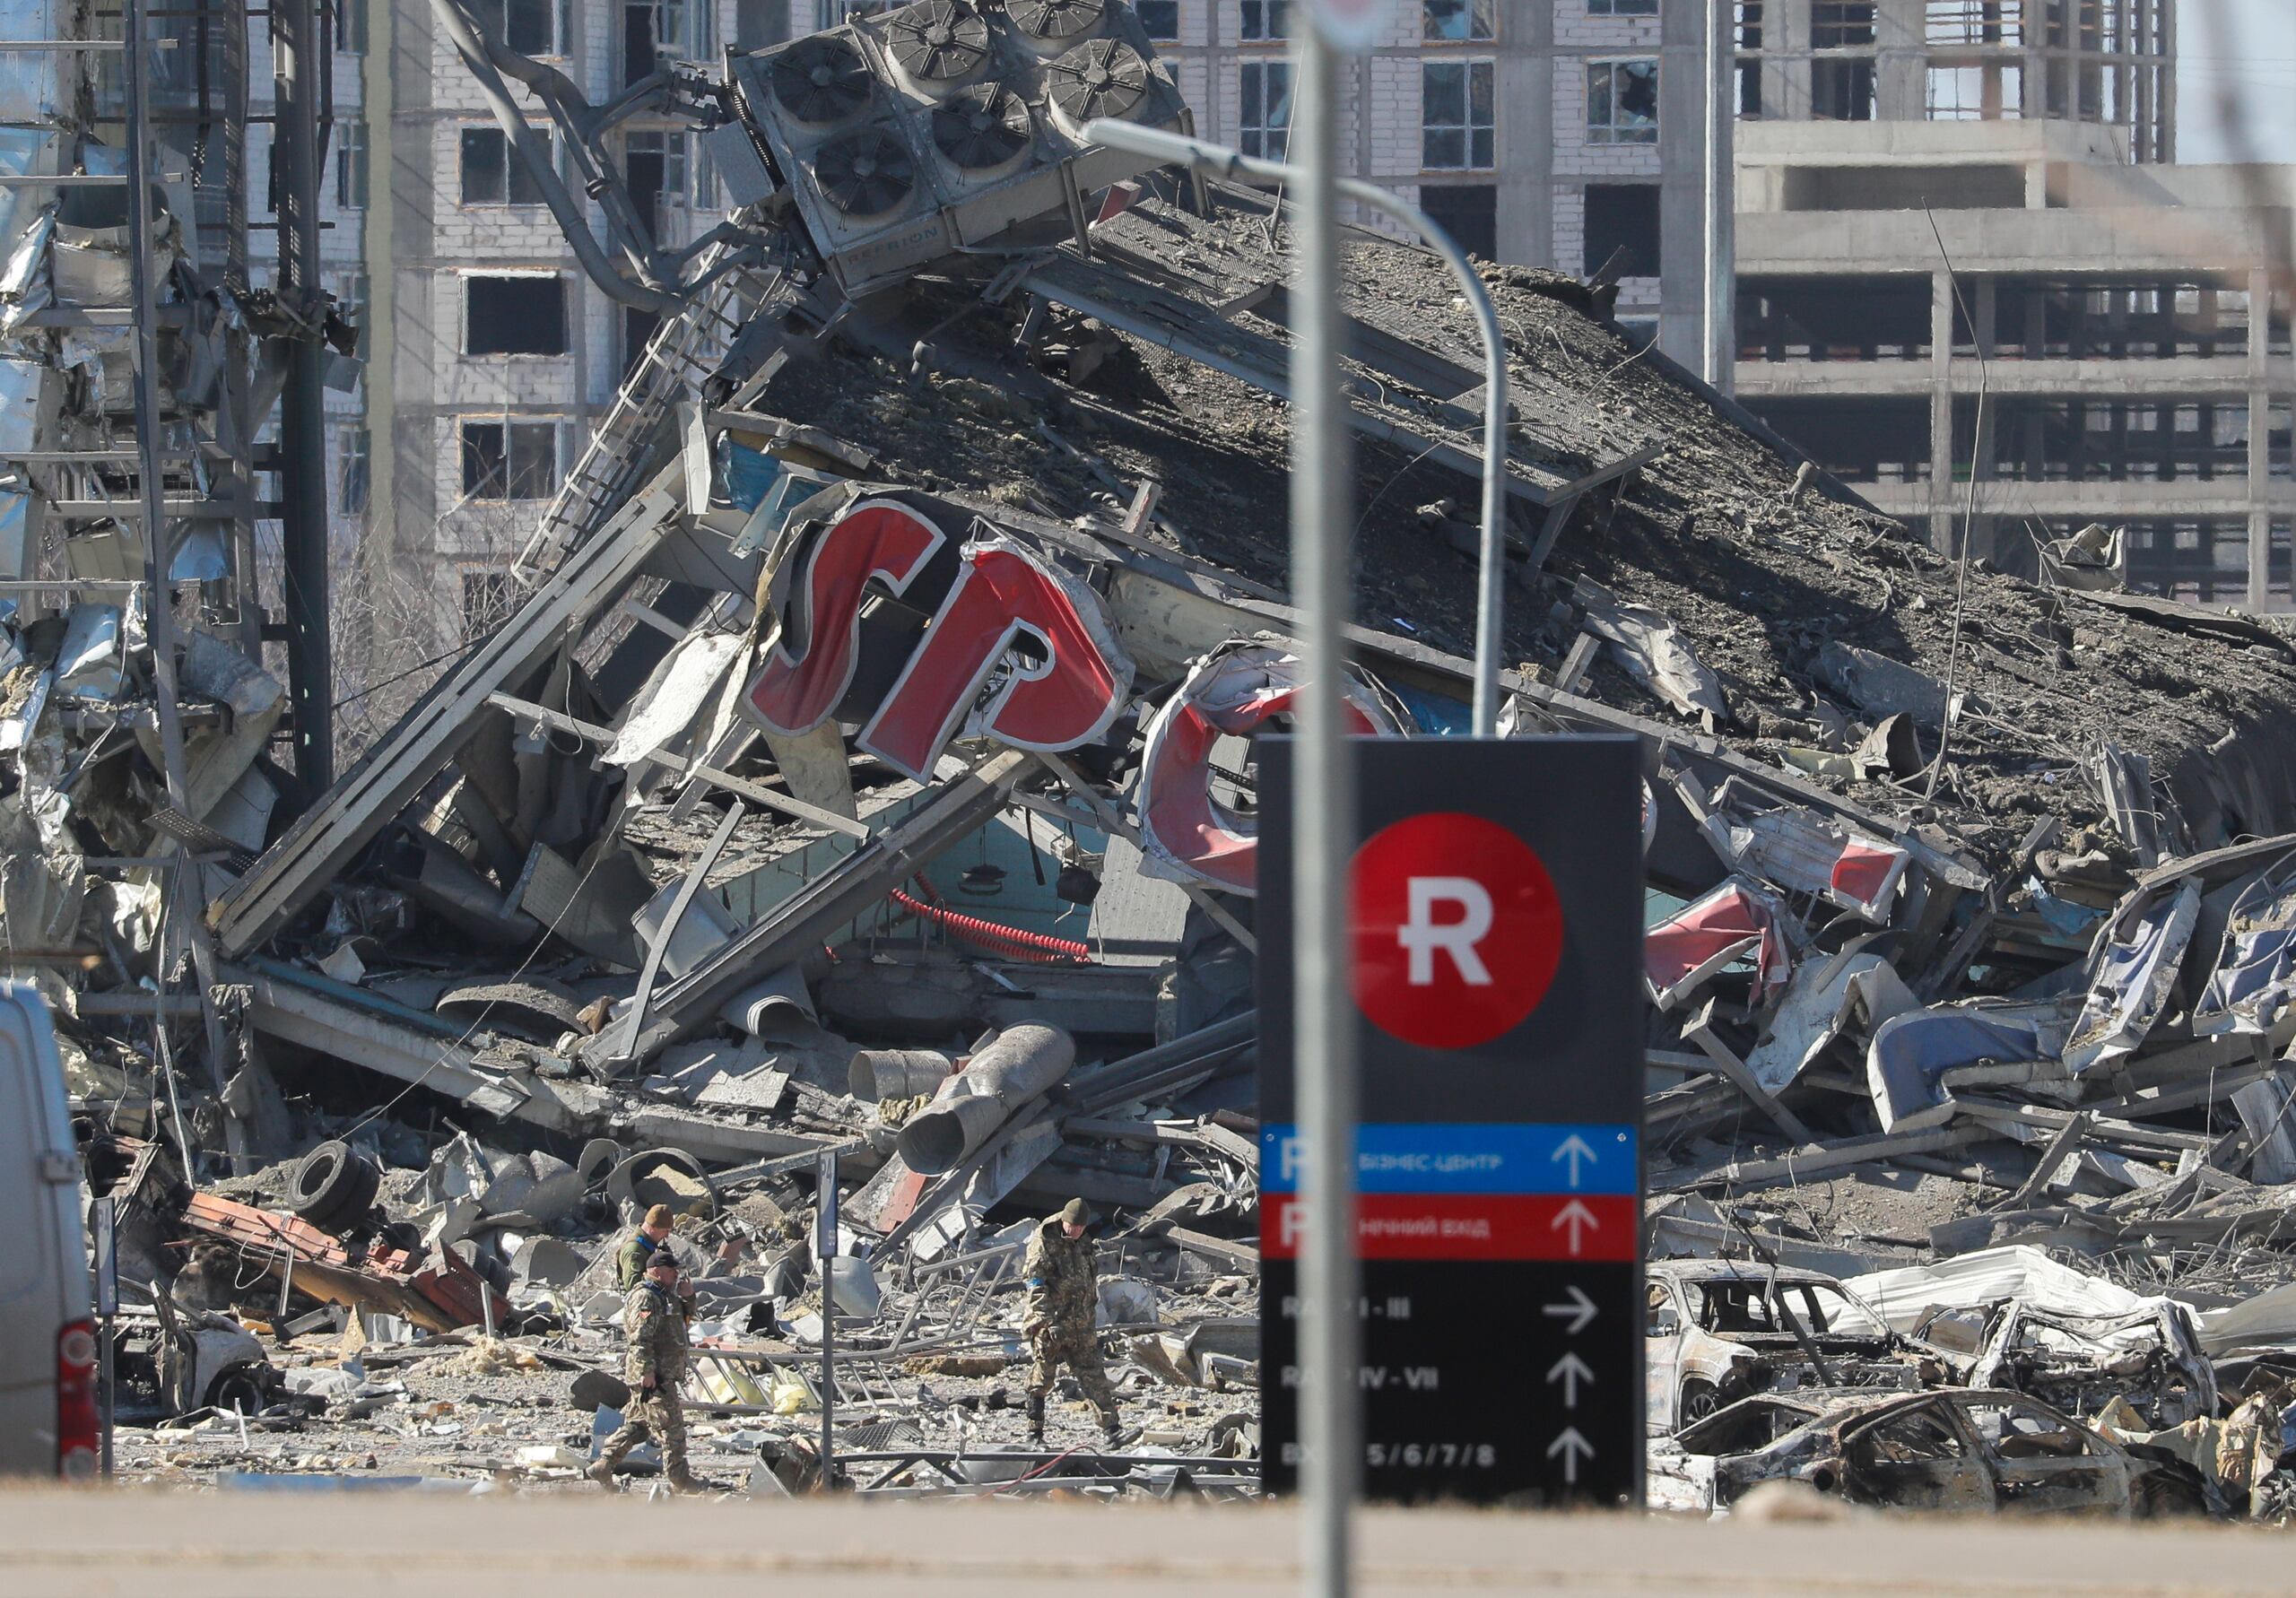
[603,628,747,769]
[1709,778,1910,924]
[0,3,71,127]
[1744,949,1916,1098]
[0,780,84,951]
[1578,589,1728,721]
[1866,996,2076,1133]
[52,602,123,701]
[2192,852,2296,1040]
[1844,1245,2158,1335]
[0,202,57,340]
[2064,881,2202,1073]
[1644,877,1791,1010]
[0,354,38,579]
[1134,638,1409,895]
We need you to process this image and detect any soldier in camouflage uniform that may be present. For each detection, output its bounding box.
[613,1203,677,1290]
[588,1250,702,1491]
[1022,1197,1120,1446]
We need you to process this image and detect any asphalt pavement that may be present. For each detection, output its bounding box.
[4,1485,2294,1596]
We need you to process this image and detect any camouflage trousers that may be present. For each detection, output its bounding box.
[598,1385,688,1475]
[1026,1324,1118,1421]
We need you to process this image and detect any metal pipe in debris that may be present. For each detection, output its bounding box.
[895,1024,1075,1175]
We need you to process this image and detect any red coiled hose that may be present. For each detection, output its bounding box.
[890,873,1094,963]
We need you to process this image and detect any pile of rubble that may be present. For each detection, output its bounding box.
[17,0,2296,1509]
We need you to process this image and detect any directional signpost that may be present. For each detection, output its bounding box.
[1261,735,1646,1507]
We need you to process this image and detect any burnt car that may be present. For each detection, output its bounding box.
[1649,1386,2209,1517]
[1647,1260,1921,1432]
[1909,1298,2216,1429]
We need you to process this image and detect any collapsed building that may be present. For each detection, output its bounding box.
[15,0,2296,1506]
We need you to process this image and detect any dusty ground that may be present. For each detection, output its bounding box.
[9,1484,2296,1597]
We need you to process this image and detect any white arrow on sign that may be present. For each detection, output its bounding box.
[1551,1198,1599,1255]
[1545,1350,1595,1408]
[1541,1285,1598,1335]
[1551,1133,1596,1189]
[1546,1426,1595,1485]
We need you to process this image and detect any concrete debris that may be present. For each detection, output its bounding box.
[22,0,2296,1507]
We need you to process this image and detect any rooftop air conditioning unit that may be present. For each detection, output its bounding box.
[731,0,1186,295]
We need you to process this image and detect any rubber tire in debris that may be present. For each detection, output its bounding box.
[207,1362,270,1418]
[1679,1378,1722,1426]
[289,1140,380,1228]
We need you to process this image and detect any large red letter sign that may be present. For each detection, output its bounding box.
[1135,642,1407,896]
[860,535,1133,781]
[746,499,946,735]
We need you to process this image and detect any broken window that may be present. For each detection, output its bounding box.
[1854,1408,1968,1464]
[627,0,661,85]
[1694,1282,1782,1333]
[1926,63,2022,120]
[1926,0,2022,45]
[622,303,663,378]
[1776,1282,1888,1339]
[1423,0,1496,38]
[735,0,789,50]
[469,0,563,56]
[1239,61,1292,161]
[461,568,517,642]
[626,130,689,241]
[1136,0,1178,40]
[460,126,553,206]
[1812,57,1875,120]
[335,120,368,209]
[333,269,369,355]
[338,427,369,516]
[2092,517,2254,604]
[463,275,567,355]
[460,419,562,500]
[1586,59,1657,146]
[1584,184,1660,280]
[1965,1400,2102,1460]
[1240,1,1291,39]
[1736,1,1763,117]
[1423,59,1495,168]
[1812,0,1876,47]
[1421,184,1496,262]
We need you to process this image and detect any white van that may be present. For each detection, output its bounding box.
[0,982,97,1477]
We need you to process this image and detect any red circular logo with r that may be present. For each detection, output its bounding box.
[1348,812,1564,1049]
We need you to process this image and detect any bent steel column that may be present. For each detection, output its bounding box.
[273,0,332,790]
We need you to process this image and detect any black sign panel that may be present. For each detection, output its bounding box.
[1259,735,1645,1507]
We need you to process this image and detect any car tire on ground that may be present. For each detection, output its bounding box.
[288,1140,380,1228]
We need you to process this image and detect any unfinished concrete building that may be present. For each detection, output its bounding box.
[1729,0,2174,160]
[1737,127,2292,609]
[1723,2,2296,612]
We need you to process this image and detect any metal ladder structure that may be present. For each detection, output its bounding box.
[510,246,784,583]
